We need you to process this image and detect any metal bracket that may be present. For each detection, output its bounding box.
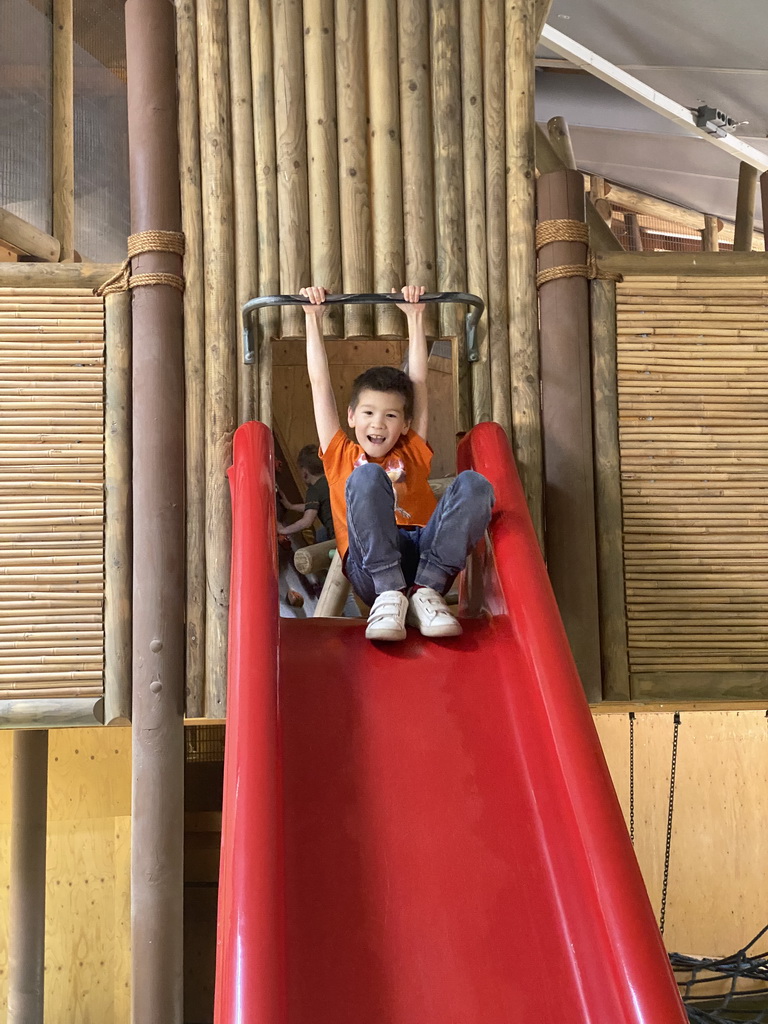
[241,291,485,366]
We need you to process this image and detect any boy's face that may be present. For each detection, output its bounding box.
[348,388,410,459]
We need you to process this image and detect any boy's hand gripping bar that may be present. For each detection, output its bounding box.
[241,292,485,366]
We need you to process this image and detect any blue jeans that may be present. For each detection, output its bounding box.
[344,463,495,606]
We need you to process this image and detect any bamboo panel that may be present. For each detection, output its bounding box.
[0,290,105,702]
[616,277,768,695]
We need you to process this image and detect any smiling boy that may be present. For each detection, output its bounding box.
[301,284,494,642]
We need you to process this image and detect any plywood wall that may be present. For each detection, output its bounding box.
[0,727,131,1022]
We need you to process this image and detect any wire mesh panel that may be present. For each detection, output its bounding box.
[185,724,226,763]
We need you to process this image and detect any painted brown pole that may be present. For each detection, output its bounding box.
[52,0,74,261]
[537,169,601,700]
[7,730,48,1024]
[398,0,438,338]
[198,0,237,714]
[125,1,185,1021]
[304,0,343,337]
[483,0,511,438]
[274,0,310,337]
[229,0,259,422]
[367,0,404,336]
[104,291,132,724]
[250,0,280,422]
[176,0,206,715]
[733,161,758,251]
[701,214,720,252]
[336,0,373,337]
[506,0,543,544]
[460,0,491,424]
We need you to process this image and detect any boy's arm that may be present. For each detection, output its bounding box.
[301,286,340,452]
[277,487,306,513]
[396,285,428,440]
[277,508,318,536]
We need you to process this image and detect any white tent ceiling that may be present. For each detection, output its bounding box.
[536,0,768,230]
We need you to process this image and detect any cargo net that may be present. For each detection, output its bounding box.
[672,926,768,1023]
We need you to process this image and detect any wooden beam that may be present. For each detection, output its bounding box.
[701,215,719,251]
[534,0,553,40]
[8,730,48,1024]
[0,208,61,262]
[595,250,768,276]
[0,698,104,730]
[0,262,119,289]
[602,181,719,234]
[52,0,75,261]
[733,161,758,251]
[546,115,576,169]
[541,25,768,173]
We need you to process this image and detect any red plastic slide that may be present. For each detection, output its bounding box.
[215,420,687,1024]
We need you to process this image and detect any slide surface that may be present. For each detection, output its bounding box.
[216,420,687,1024]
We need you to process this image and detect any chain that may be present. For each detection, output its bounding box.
[629,712,635,846]
[659,712,680,937]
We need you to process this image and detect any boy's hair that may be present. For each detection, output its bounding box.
[349,366,414,421]
[297,444,324,477]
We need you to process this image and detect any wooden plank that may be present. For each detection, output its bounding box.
[597,251,768,276]
[0,209,60,263]
[0,265,120,289]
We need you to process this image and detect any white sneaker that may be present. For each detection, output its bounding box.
[365,590,408,641]
[407,587,463,638]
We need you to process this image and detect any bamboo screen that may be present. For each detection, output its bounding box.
[616,276,768,699]
[0,288,105,700]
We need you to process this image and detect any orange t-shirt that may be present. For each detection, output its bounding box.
[320,429,437,557]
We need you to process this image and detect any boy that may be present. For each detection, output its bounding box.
[301,284,494,642]
[278,444,335,542]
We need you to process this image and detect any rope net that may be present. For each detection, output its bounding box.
[672,926,768,1023]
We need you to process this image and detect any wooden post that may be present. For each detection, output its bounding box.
[506,0,543,543]
[304,0,343,337]
[198,0,237,715]
[104,291,132,724]
[534,0,553,37]
[398,0,438,338]
[314,551,351,616]
[367,0,404,336]
[483,0,511,437]
[547,115,576,169]
[591,278,630,701]
[125,2,185,1021]
[52,0,74,261]
[274,0,310,337]
[761,171,768,241]
[176,0,206,714]
[337,0,373,337]
[250,0,280,423]
[537,169,601,700]
[733,161,758,251]
[589,174,613,225]
[701,214,720,252]
[229,0,259,422]
[432,0,469,432]
[625,212,644,252]
[7,731,48,1024]
[460,0,491,424]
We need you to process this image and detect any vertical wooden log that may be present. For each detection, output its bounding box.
[274,0,310,337]
[733,161,758,252]
[506,0,543,543]
[198,0,237,715]
[229,0,259,422]
[250,0,280,423]
[398,0,438,337]
[336,0,373,337]
[304,0,343,337]
[367,0,404,336]
[625,212,644,252]
[701,214,720,252]
[125,3,185,1021]
[460,0,490,424]
[483,0,511,438]
[537,169,601,701]
[104,291,132,724]
[591,279,630,700]
[547,115,576,169]
[52,0,74,260]
[761,171,768,242]
[176,0,206,714]
[432,0,469,432]
[7,731,48,1024]
[314,551,352,616]
[534,0,553,37]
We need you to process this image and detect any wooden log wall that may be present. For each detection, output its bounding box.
[178,0,543,716]
[610,273,768,699]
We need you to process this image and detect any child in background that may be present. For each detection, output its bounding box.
[278,444,335,543]
[301,283,494,642]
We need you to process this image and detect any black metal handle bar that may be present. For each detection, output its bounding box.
[241,291,484,366]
